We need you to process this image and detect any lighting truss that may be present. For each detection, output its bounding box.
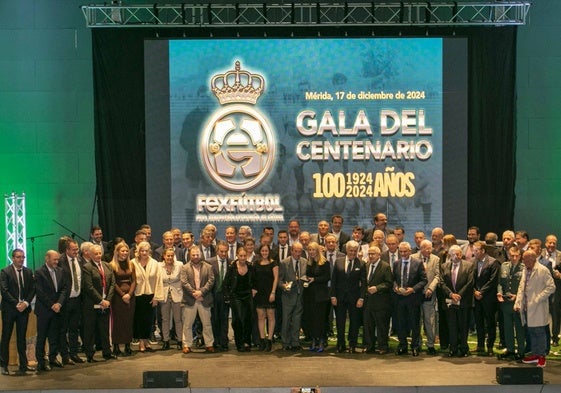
[81,2,531,28]
[4,192,26,265]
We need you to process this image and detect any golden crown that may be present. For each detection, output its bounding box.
[210,61,265,105]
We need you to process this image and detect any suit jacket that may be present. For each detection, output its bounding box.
[152,246,183,262]
[540,248,561,297]
[393,257,427,305]
[515,262,556,327]
[0,264,35,313]
[330,256,365,302]
[272,244,291,263]
[58,253,85,297]
[412,252,441,294]
[159,261,184,303]
[310,233,332,247]
[381,250,400,269]
[335,231,351,253]
[473,254,500,303]
[278,256,308,295]
[440,259,475,308]
[198,244,216,261]
[207,255,232,293]
[81,260,115,310]
[180,261,214,307]
[34,264,68,317]
[362,260,393,310]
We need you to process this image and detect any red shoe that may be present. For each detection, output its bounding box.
[522,354,539,364]
[537,356,546,368]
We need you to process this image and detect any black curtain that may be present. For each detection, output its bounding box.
[92,26,516,241]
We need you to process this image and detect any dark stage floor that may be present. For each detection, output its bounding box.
[1,342,560,392]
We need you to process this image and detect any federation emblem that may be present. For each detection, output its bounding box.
[201,61,275,192]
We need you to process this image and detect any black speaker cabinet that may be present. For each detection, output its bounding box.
[143,370,188,388]
[496,366,543,385]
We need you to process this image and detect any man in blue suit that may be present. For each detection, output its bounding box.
[393,241,427,356]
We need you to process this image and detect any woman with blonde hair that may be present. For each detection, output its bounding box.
[303,241,331,352]
[159,248,183,350]
[110,241,136,356]
[132,241,164,352]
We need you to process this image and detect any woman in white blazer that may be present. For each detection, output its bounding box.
[132,241,164,352]
[159,248,184,350]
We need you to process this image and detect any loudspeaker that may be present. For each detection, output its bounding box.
[496,367,543,385]
[142,370,188,388]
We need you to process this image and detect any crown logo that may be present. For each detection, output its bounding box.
[211,61,265,105]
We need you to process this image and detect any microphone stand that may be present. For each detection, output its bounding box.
[52,219,87,242]
[26,233,54,271]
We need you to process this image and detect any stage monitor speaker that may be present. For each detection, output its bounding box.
[142,370,188,388]
[496,366,543,385]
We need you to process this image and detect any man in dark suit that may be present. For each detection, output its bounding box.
[440,245,475,357]
[278,242,307,350]
[35,250,69,372]
[330,240,365,353]
[153,231,183,262]
[57,239,85,364]
[224,226,243,261]
[393,241,427,356]
[81,244,115,362]
[331,214,350,253]
[90,225,109,261]
[208,241,231,351]
[472,240,500,355]
[0,249,36,375]
[362,246,393,354]
[198,229,216,261]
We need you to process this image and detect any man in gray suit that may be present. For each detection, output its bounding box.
[413,239,441,354]
[278,242,307,350]
[180,247,215,353]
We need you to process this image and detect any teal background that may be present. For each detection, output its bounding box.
[0,0,559,266]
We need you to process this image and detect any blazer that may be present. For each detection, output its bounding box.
[330,256,365,302]
[362,260,393,310]
[412,252,441,294]
[393,257,427,305]
[58,253,85,297]
[132,257,164,301]
[34,264,68,317]
[0,264,35,312]
[278,256,308,295]
[207,255,232,293]
[81,260,115,310]
[440,259,475,308]
[336,231,351,253]
[473,254,500,302]
[180,261,215,307]
[515,262,555,327]
[159,261,184,303]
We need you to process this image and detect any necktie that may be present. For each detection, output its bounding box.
[229,245,235,260]
[401,261,409,288]
[205,248,210,260]
[368,264,375,282]
[295,259,299,279]
[320,237,324,246]
[17,269,24,300]
[97,262,106,296]
[452,263,459,289]
[478,260,483,276]
[346,259,352,275]
[281,246,286,260]
[50,268,58,292]
[71,257,80,292]
[218,259,225,288]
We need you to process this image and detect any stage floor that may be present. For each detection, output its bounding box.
[1,343,560,391]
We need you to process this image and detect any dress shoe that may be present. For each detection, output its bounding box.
[182,347,192,354]
[221,345,229,352]
[144,346,154,352]
[348,347,357,354]
[177,342,183,350]
[70,355,85,363]
[396,348,408,355]
[161,341,170,350]
[363,348,376,354]
[204,346,215,353]
[283,346,292,351]
[62,358,75,365]
[498,351,516,360]
[1,367,9,376]
[427,347,437,355]
[49,360,64,368]
[23,365,36,372]
[37,364,51,372]
[103,354,117,360]
[412,349,419,357]
[448,350,456,357]
[86,357,101,363]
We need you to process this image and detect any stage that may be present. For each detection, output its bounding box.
[1,343,560,392]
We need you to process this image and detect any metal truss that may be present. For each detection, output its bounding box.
[81,2,531,28]
[4,192,26,264]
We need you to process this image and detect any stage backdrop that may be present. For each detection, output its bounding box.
[92,27,516,242]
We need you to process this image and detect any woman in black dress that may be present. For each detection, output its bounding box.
[303,241,331,352]
[253,244,279,351]
[223,247,255,352]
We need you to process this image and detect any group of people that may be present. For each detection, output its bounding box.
[0,216,559,375]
